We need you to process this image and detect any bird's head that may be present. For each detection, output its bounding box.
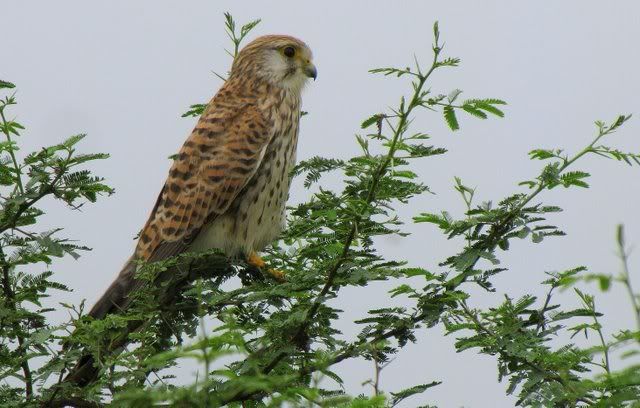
[231,35,317,93]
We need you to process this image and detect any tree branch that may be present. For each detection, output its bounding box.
[0,247,33,399]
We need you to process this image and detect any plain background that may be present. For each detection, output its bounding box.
[3,1,640,406]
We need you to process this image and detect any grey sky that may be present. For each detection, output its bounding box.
[3,1,640,406]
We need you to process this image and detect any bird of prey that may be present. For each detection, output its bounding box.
[89,35,316,320]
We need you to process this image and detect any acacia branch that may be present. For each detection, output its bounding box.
[60,252,237,387]
[0,248,33,399]
[617,225,640,331]
[457,301,595,405]
[259,41,443,380]
[222,115,633,406]
[0,105,24,194]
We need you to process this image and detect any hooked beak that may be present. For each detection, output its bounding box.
[304,62,317,80]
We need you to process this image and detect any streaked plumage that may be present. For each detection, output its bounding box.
[89,35,316,319]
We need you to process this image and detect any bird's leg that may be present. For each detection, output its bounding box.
[246,251,285,281]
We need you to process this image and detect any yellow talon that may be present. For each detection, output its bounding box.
[247,251,266,269]
[246,251,286,281]
[266,268,286,282]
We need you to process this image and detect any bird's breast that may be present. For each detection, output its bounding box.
[191,98,300,256]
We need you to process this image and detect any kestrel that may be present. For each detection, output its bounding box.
[89,35,316,320]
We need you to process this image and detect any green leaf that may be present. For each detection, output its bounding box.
[391,382,441,406]
[443,105,459,131]
[181,103,207,118]
[0,80,16,89]
[598,275,611,291]
[413,212,451,229]
[389,284,415,298]
[474,100,505,117]
[402,267,436,279]
[361,114,382,129]
[608,114,631,132]
[392,170,418,179]
[560,171,590,188]
[62,134,86,148]
[553,308,602,321]
[462,104,488,119]
[529,149,560,160]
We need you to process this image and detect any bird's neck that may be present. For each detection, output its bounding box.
[227,72,302,101]
[221,76,301,121]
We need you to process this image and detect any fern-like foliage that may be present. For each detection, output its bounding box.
[1,13,639,408]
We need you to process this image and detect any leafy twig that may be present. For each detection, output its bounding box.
[261,23,446,377]
[0,94,24,194]
[0,247,33,399]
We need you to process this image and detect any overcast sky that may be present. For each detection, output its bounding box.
[3,1,640,406]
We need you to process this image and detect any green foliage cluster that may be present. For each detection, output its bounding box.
[1,14,639,408]
[0,80,113,406]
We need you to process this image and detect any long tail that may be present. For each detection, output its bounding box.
[64,251,231,387]
[87,255,138,319]
[65,256,139,386]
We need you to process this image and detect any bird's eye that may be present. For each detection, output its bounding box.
[283,46,296,58]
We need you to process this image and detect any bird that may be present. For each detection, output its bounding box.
[88,34,317,321]
[64,35,316,386]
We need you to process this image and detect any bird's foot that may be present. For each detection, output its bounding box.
[246,251,285,282]
[266,268,285,281]
[246,251,266,269]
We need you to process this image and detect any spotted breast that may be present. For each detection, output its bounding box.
[190,89,301,256]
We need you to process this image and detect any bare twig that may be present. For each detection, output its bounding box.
[617,225,640,330]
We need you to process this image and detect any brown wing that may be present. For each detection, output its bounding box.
[135,99,273,262]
